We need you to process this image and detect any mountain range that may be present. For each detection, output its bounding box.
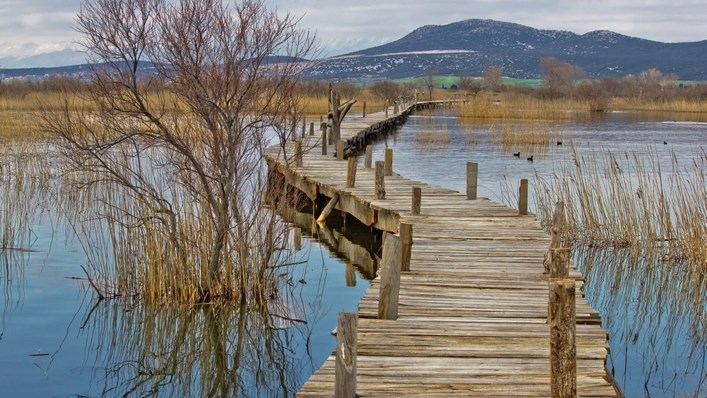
[3,19,706,81]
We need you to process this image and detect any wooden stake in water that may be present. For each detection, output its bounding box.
[384,148,393,176]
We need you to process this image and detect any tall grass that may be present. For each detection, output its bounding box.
[457,92,586,120]
[534,145,706,265]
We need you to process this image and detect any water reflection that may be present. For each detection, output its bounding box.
[80,299,308,397]
[576,248,706,397]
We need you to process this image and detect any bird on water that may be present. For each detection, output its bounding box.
[513,152,520,157]
[527,155,534,162]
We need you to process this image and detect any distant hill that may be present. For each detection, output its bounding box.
[3,19,706,82]
[306,19,707,81]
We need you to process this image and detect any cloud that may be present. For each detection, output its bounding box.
[1,0,705,66]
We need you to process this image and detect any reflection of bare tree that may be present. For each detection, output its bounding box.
[79,288,320,397]
[575,247,705,396]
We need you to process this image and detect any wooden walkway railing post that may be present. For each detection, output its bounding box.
[378,233,402,320]
[385,100,389,118]
[362,101,367,118]
[346,156,357,188]
[518,178,529,215]
[309,122,315,136]
[544,201,566,273]
[375,161,385,200]
[335,312,358,398]
[384,148,393,176]
[411,186,421,215]
[466,162,478,200]
[549,248,570,278]
[364,145,373,169]
[337,140,345,160]
[400,221,413,272]
[294,140,303,167]
[549,278,577,398]
[321,123,328,156]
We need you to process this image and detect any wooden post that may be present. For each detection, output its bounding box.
[346,156,357,188]
[362,101,367,118]
[400,221,412,272]
[364,145,372,169]
[549,279,577,398]
[294,140,302,167]
[375,161,385,200]
[317,193,340,224]
[518,178,529,215]
[335,312,357,398]
[411,187,421,215]
[549,248,570,279]
[378,233,402,320]
[337,140,345,161]
[394,101,399,114]
[293,227,301,251]
[321,124,328,156]
[385,99,389,118]
[384,148,393,176]
[309,122,315,136]
[301,118,306,138]
[544,201,566,273]
[466,162,478,200]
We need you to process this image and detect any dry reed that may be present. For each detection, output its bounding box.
[534,145,706,266]
[457,92,585,120]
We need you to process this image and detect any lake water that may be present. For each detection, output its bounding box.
[1,109,705,397]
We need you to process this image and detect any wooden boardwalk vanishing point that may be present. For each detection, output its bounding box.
[265,101,618,397]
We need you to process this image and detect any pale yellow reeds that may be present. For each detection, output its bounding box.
[457,92,586,120]
[534,146,706,266]
[415,129,451,147]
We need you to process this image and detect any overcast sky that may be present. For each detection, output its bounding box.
[1,0,706,65]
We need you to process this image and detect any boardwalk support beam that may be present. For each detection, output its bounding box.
[316,193,340,224]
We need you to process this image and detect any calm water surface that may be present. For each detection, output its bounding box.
[1,206,372,396]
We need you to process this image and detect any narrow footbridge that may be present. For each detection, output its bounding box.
[265,101,618,397]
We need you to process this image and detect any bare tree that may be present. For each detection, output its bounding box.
[41,0,317,303]
[457,74,483,97]
[482,65,503,92]
[540,57,576,96]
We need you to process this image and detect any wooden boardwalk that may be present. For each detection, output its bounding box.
[266,103,617,397]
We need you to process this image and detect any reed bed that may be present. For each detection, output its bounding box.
[415,129,451,147]
[534,145,706,266]
[457,93,586,120]
[611,97,707,114]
